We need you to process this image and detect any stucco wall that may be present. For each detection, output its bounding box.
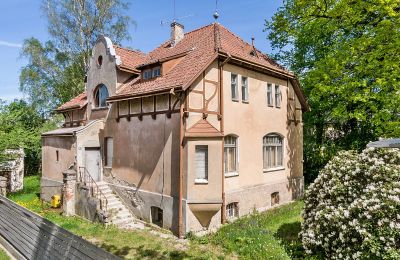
[222,63,304,195]
[86,37,118,121]
[42,136,76,181]
[103,108,181,197]
[41,135,76,201]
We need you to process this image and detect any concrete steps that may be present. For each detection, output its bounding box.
[95,182,144,230]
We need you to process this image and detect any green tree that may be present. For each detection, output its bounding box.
[265,0,400,182]
[20,0,132,115]
[0,100,59,175]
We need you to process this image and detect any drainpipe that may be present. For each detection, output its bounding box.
[178,92,185,238]
[219,53,231,224]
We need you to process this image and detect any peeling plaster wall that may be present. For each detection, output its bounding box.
[41,136,76,201]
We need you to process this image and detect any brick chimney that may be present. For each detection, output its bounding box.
[171,22,184,46]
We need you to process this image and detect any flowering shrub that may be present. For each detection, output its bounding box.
[301,147,400,259]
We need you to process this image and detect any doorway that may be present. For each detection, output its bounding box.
[84,148,101,181]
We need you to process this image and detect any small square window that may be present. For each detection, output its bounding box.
[271,192,280,206]
[152,67,161,77]
[226,202,239,219]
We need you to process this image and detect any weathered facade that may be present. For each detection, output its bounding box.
[0,148,25,194]
[41,22,309,236]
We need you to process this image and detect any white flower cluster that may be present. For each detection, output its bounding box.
[301,147,400,259]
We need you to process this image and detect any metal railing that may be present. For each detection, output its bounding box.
[78,166,108,212]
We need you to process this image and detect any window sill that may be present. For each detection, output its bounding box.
[224,172,239,178]
[231,99,239,102]
[263,167,285,173]
[195,179,208,184]
[267,104,274,107]
[104,166,112,169]
[242,100,249,104]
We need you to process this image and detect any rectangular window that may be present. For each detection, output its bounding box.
[241,77,248,102]
[56,150,59,162]
[152,67,161,77]
[267,83,273,106]
[224,136,238,173]
[105,137,113,167]
[271,192,280,206]
[231,74,238,101]
[195,145,208,181]
[275,85,281,108]
[143,70,152,80]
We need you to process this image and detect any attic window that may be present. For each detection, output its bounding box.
[143,67,161,80]
[97,55,103,66]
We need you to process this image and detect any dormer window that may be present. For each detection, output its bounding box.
[94,84,109,108]
[143,66,161,80]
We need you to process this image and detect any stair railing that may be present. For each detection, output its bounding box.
[78,166,108,212]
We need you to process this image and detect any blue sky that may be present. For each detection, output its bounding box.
[0,0,282,101]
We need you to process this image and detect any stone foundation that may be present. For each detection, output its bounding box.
[225,177,304,217]
[106,182,179,233]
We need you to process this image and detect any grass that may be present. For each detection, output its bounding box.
[0,249,10,260]
[8,176,307,259]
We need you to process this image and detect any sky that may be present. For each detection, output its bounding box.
[0,0,282,101]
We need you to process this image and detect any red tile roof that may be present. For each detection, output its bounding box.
[114,46,147,72]
[56,92,87,111]
[112,23,298,101]
[185,119,223,138]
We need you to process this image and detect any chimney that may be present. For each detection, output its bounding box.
[171,22,184,46]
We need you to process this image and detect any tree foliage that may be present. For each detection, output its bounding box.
[20,0,132,115]
[0,100,59,175]
[301,148,400,259]
[265,0,400,182]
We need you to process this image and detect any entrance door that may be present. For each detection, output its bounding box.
[85,148,101,181]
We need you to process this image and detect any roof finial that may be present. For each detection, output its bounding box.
[251,36,255,47]
[213,0,219,21]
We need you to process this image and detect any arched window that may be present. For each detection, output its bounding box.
[263,134,283,170]
[224,135,238,173]
[94,84,109,108]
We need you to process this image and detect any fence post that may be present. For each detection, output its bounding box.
[63,166,77,216]
[0,176,7,197]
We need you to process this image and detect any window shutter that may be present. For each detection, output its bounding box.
[195,146,208,180]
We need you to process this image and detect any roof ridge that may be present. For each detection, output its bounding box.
[114,44,146,55]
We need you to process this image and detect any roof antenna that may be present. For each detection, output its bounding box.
[213,0,219,21]
[160,0,194,26]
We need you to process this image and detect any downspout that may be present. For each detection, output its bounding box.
[219,53,231,224]
[178,92,185,238]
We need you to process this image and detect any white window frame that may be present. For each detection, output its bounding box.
[231,74,238,101]
[195,145,208,183]
[275,85,281,108]
[241,76,249,102]
[263,134,284,172]
[143,69,152,80]
[267,83,273,106]
[224,135,239,177]
[226,202,239,219]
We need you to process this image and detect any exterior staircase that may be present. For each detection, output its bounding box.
[96,181,144,230]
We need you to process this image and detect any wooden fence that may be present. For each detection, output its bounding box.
[0,195,120,260]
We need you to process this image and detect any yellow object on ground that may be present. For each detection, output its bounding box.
[51,194,61,208]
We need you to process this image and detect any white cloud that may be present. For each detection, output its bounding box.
[0,40,22,48]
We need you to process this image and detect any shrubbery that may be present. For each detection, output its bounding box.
[301,147,400,259]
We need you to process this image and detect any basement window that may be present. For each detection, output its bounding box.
[271,192,280,206]
[226,202,239,219]
[151,206,163,227]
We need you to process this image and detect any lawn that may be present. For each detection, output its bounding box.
[7,176,306,259]
[0,249,10,260]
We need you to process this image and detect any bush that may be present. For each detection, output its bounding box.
[301,147,400,259]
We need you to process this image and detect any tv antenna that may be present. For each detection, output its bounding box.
[160,0,194,26]
[213,0,219,20]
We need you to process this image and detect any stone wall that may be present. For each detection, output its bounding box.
[0,148,24,193]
